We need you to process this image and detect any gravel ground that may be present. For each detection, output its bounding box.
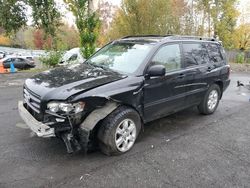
[0,72,250,188]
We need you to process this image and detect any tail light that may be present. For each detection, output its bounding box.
[227,65,230,78]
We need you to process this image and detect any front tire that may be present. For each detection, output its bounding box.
[198,84,221,115]
[97,106,141,156]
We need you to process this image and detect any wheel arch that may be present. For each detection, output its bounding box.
[78,98,143,148]
[214,80,223,99]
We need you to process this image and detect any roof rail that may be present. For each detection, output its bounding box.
[122,35,173,39]
[121,35,218,42]
[168,35,217,41]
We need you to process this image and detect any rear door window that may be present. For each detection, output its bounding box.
[182,43,209,67]
[207,43,223,64]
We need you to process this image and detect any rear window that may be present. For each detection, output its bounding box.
[182,43,209,67]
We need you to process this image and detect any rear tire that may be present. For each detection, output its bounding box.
[97,106,141,156]
[198,84,221,115]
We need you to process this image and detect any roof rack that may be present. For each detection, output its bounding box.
[122,35,173,39]
[168,35,217,41]
[121,35,218,42]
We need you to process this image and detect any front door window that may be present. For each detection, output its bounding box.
[151,44,181,72]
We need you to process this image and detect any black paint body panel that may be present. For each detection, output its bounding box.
[23,37,231,124]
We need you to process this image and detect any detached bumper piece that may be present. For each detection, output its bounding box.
[18,101,55,138]
[61,133,82,154]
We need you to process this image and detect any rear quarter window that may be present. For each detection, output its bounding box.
[182,43,209,67]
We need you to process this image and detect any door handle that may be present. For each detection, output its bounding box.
[207,67,212,72]
[177,73,185,79]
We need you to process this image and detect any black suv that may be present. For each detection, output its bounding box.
[18,35,230,155]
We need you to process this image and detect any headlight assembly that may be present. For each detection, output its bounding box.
[47,102,60,113]
[58,103,74,113]
[47,101,85,114]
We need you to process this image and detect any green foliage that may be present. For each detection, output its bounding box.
[195,0,238,49]
[27,0,61,49]
[81,13,100,58]
[0,0,27,35]
[39,51,63,67]
[214,0,238,49]
[107,0,191,42]
[236,53,245,64]
[64,0,100,59]
[233,24,250,51]
[56,24,80,50]
[0,0,62,49]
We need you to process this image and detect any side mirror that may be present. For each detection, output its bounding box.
[147,65,166,77]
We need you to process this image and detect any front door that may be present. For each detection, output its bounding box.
[144,43,187,122]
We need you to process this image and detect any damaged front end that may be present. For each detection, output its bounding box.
[19,67,145,154]
[18,94,119,154]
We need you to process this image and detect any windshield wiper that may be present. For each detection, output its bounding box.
[86,61,109,70]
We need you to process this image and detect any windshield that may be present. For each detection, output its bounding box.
[86,42,153,74]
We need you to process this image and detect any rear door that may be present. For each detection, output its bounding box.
[206,43,229,90]
[144,43,188,122]
[14,58,25,69]
[181,42,210,105]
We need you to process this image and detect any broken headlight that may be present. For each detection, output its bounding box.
[47,101,85,114]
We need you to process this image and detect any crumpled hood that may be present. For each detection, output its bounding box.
[25,63,126,101]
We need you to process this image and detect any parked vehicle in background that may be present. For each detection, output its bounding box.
[0,50,6,59]
[59,48,101,66]
[59,48,85,65]
[18,35,230,156]
[21,56,35,64]
[1,56,35,69]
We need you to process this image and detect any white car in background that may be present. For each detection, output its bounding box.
[59,47,101,66]
[59,48,85,65]
[0,50,6,59]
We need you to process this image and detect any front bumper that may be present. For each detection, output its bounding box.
[18,101,55,138]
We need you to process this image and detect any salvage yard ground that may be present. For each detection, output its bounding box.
[0,72,250,187]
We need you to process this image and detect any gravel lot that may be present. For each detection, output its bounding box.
[0,72,250,188]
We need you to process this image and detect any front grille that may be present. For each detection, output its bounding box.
[23,87,41,113]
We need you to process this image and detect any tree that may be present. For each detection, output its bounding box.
[0,35,11,46]
[28,0,61,49]
[33,29,45,49]
[97,0,118,46]
[212,0,238,49]
[64,0,100,58]
[0,0,27,35]
[233,24,250,51]
[56,23,80,50]
[107,0,189,42]
[195,0,238,48]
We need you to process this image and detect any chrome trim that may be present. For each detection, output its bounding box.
[23,98,40,113]
[23,88,41,113]
[24,89,40,103]
[18,101,55,138]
